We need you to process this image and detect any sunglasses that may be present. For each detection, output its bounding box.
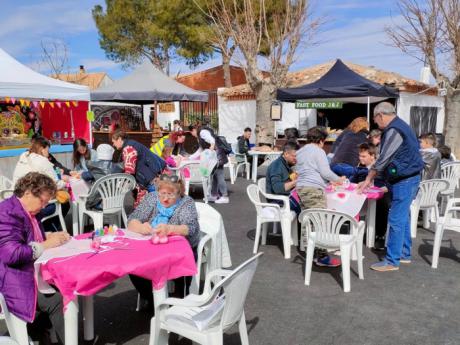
[159,174,180,183]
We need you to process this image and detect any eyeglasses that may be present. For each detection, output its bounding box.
[159,174,180,183]
[158,192,178,200]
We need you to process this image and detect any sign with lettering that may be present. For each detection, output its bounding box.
[159,102,175,113]
[295,100,343,109]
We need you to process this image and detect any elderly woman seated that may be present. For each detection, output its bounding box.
[127,174,200,311]
[0,172,70,344]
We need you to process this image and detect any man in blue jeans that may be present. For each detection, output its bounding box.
[358,102,424,272]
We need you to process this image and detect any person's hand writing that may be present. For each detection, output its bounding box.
[43,231,70,249]
[331,176,346,186]
[357,179,372,194]
[138,222,153,235]
[154,224,170,237]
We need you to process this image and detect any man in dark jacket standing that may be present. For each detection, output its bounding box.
[358,102,424,272]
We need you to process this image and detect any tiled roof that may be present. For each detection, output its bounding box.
[53,72,110,90]
[219,60,433,98]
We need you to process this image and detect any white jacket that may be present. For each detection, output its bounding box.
[13,152,65,189]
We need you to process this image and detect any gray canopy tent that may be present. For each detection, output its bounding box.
[91,61,208,103]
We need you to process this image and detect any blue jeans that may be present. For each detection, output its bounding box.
[386,174,421,266]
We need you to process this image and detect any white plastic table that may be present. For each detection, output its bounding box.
[248,150,282,182]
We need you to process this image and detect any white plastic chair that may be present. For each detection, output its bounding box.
[431,198,460,268]
[0,176,13,191]
[78,173,136,234]
[224,155,236,184]
[232,143,250,181]
[410,179,449,238]
[299,209,365,293]
[440,162,460,213]
[0,293,32,345]
[41,200,67,232]
[0,189,13,201]
[149,253,262,345]
[247,183,297,259]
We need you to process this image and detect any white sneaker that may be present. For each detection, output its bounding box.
[206,195,218,202]
[215,196,229,204]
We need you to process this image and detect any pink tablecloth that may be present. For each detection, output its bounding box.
[40,236,197,308]
[325,184,384,217]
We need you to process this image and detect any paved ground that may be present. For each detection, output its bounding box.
[3,168,460,345]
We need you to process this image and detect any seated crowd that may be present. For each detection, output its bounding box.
[0,103,457,343]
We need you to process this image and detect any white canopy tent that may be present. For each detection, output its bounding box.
[0,48,90,101]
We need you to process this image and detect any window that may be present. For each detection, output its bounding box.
[410,106,438,136]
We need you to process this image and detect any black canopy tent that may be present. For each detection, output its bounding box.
[277,59,399,123]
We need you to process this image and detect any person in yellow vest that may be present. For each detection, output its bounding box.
[150,131,187,157]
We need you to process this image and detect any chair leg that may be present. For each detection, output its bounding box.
[8,313,30,345]
[431,224,445,269]
[92,213,104,230]
[280,217,291,259]
[304,238,315,286]
[356,241,364,280]
[79,211,85,236]
[149,316,169,345]
[245,163,250,180]
[291,219,298,246]
[340,244,352,292]
[422,209,430,229]
[57,204,67,232]
[238,311,249,345]
[229,165,235,184]
[253,218,262,254]
[261,223,268,245]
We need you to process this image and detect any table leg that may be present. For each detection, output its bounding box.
[150,286,169,345]
[252,154,258,183]
[366,199,376,248]
[83,296,94,341]
[64,298,79,345]
[71,202,79,236]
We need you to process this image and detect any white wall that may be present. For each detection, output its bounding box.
[218,96,256,143]
[397,92,445,133]
[218,95,318,142]
[143,102,180,130]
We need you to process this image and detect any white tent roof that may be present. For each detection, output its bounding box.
[0,48,90,101]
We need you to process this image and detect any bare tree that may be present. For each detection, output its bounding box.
[386,0,460,155]
[197,0,319,143]
[40,40,70,77]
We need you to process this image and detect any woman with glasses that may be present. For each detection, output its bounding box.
[0,172,70,344]
[126,174,200,310]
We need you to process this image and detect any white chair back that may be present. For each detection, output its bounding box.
[299,209,358,248]
[0,176,13,191]
[417,179,449,208]
[257,177,267,195]
[246,184,264,215]
[441,162,460,194]
[89,173,136,213]
[442,198,460,232]
[188,163,204,184]
[211,253,262,330]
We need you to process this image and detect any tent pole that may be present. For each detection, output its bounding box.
[367,96,370,123]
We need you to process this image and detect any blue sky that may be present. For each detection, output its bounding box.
[1,0,426,82]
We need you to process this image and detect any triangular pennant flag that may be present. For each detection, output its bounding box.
[40,101,45,108]
[49,101,55,108]
[19,99,25,106]
[65,101,70,108]
[56,101,61,108]
[72,101,78,107]
[25,100,31,107]
[10,98,16,104]
[5,97,10,103]
[32,101,39,108]
[86,110,95,122]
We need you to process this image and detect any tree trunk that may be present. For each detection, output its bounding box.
[443,87,460,158]
[254,83,276,146]
[222,53,232,88]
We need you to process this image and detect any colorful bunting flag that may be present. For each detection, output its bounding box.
[19,99,25,106]
[72,101,78,107]
[5,97,10,103]
[49,102,55,108]
[65,101,70,108]
[56,101,62,108]
[86,110,95,122]
[11,98,16,104]
[40,101,45,108]
[25,100,31,107]
[32,101,39,108]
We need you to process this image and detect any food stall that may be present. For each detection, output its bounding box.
[90,61,208,150]
[276,59,399,152]
[0,48,90,179]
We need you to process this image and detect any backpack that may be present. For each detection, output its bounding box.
[216,136,232,155]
